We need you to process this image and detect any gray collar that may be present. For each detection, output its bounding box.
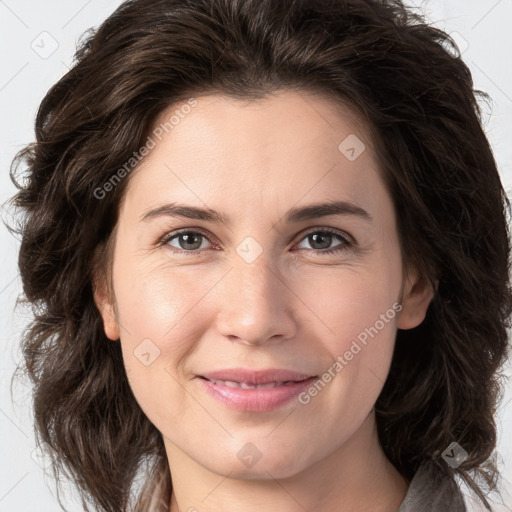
[397,461,467,511]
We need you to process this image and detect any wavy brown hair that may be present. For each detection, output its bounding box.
[6,0,512,510]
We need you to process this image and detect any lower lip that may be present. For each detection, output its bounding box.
[196,377,317,412]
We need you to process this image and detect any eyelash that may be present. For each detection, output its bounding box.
[157,227,354,256]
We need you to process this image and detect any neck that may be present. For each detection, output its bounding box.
[166,410,409,512]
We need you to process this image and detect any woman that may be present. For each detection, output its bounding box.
[8,0,511,511]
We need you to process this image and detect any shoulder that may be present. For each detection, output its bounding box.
[398,461,467,512]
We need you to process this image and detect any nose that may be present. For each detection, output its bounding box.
[215,256,297,346]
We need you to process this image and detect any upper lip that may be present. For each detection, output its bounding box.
[198,368,316,385]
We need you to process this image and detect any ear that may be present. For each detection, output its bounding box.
[397,266,437,330]
[92,269,121,342]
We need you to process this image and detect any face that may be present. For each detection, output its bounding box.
[95,90,433,481]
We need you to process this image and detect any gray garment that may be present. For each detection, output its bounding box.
[397,461,467,511]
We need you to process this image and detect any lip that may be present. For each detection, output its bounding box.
[196,368,318,412]
[198,368,315,385]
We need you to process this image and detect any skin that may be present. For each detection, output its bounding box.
[94,90,435,512]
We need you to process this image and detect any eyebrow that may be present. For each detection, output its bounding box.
[139,200,373,225]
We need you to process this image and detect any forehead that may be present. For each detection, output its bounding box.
[149,89,372,156]
[121,90,386,219]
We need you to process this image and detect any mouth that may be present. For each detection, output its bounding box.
[196,368,317,386]
[195,369,318,412]
[198,376,313,389]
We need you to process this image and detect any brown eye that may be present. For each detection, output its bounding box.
[296,229,352,254]
[161,230,212,253]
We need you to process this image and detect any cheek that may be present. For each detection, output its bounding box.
[305,255,402,355]
[112,257,217,424]
[311,277,399,401]
[114,254,216,343]
[298,249,402,415]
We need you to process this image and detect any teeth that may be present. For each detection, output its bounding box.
[209,379,290,389]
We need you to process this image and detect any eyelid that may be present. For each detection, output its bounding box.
[298,226,354,245]
[157,226,355,253]
[158,227,216,248]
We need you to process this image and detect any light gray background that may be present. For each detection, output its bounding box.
[1,1,511,511]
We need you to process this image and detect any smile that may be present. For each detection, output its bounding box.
[202,378,302,389]
[196,374,318,412]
